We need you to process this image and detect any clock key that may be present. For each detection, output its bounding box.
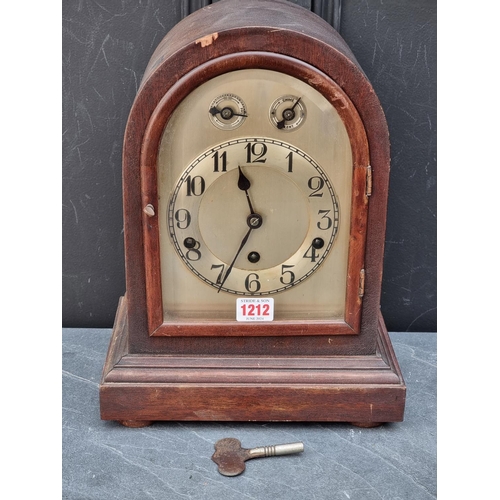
[211,437,304,476]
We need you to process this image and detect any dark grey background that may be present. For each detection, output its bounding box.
[62,0,436,332]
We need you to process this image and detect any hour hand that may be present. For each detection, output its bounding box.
[238,166,254,214]
[209,106,248,119]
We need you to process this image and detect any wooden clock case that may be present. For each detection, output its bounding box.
[100,0,406,426]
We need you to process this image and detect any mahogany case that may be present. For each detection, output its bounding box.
[99,0,406,425]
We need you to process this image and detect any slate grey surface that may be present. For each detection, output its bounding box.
[62,330,436,499]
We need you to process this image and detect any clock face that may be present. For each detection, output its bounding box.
[167,138,339,295]
[157,69,355,323]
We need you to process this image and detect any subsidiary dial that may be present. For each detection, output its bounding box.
[270,95,306,131]
[209,93,248,130]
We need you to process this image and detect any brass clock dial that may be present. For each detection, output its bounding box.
[167,137,339,295]
[157,68,355,323]
[269,95,306,130]
[208,93,247,130]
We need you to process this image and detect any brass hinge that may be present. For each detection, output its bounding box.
[358,269,366,298]
[366,165,372,197]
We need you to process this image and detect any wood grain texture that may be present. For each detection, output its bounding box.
[100,298,405,422]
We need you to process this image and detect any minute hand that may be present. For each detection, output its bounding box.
[217,227,253,293]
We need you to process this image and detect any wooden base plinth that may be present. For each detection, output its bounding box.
[100,298,405,424]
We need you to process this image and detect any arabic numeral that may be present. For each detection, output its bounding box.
[211,263,225,284]
[184,238,202,261]
[280,265,295,285]
[185,175,205,196]
[308,176,324,197]
[245,273,261,293]
[317,210,332,230]
[174,209,191,229]
[286,152,293,172]
[303,244,319,262]
[245,142,267,163]
[212,150,227,172]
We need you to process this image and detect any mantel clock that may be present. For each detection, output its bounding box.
[100,0,406,427]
